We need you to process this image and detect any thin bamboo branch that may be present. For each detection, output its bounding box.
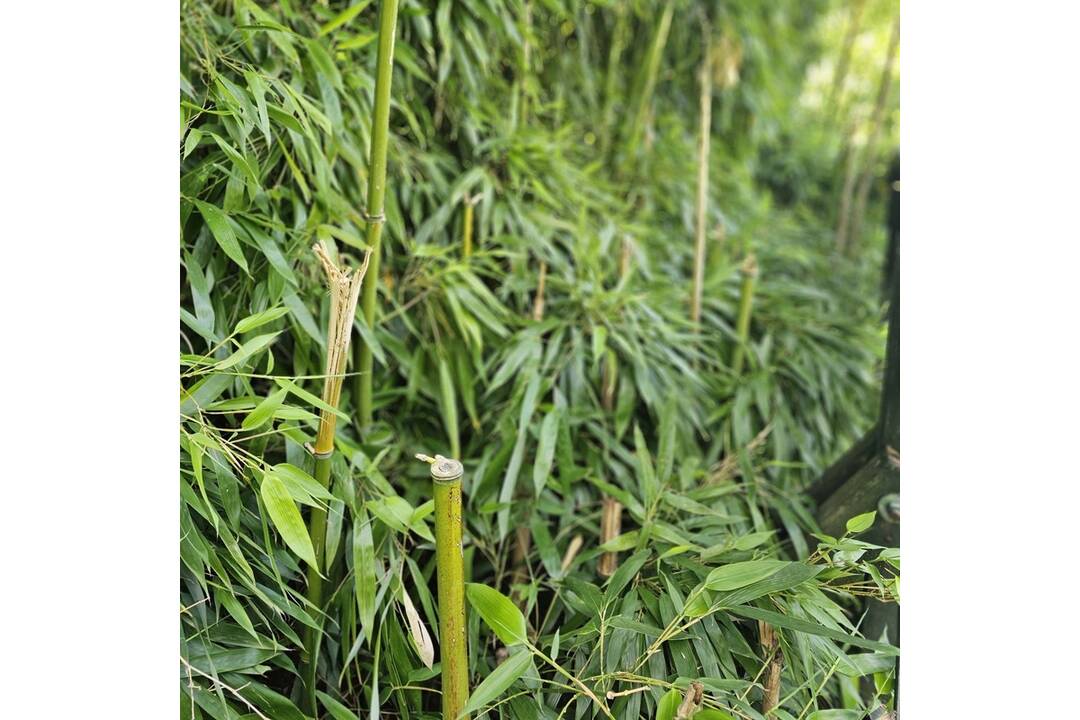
[354,0,402,428]
[690,26,713,328]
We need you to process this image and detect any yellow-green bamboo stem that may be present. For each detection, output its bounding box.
[302,244,371,714]
[690,29,713,328]
[462,197,474,258]
[301,452,332,713]
[354,0,401,427]
[731,253,758,376]
[418,454,469,720]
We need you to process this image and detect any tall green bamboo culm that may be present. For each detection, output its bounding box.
[354,0,401,428]
[302,243,372,714]
[417,454,470,720]
[731,253,758,376]
[690,24,713,328]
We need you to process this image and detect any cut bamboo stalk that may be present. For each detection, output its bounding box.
[561,534,584,572]
[731,253,758,375]
[302,242,373,714]
[354,0,401,428]
[759,620,782,715]
[618,235,634,282]
[690,26,713,328]
[531,261,547,322]
[417,454,470,720]
[597,495,623,577]
[676,681,704,719]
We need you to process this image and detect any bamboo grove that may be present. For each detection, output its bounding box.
[180,1,900,718]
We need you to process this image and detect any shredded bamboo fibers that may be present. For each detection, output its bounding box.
[313,241,372,452]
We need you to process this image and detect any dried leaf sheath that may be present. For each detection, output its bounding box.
[312,241,372,453]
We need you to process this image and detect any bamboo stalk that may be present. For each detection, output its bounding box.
[597,496,623,577]
[354,0,401,428]
[531,261,547,322]
[759,620,783,715]
[836,18,899,254]
[690,27,713,328]
[848,19,900,255]
[462,195,475,259]
[302,242,373,714]
[417,454,470,720]
[825,0,867,126]
[731,253,758,376]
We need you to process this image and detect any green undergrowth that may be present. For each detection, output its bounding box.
[180,1,899,718]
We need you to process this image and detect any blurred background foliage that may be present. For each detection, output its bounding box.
[180,0,899,718]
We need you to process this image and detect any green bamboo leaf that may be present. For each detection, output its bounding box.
[634,424,657,506]
[318,0,374,36]
[325,497,345,568]
[235,306,290,334]
[260,472,318,571]
[465,583,527,646]
[274,378,349,421]
[655,688,681,720]
[604,549,649,602]
[194,200,249,273]
[461,649,533,716]
[437,355,459,457]
[242,387,287,430]
[694,710,736,720]
[214,586,258,640]
[215,332,280,371]
[846,511,876,534]
[354,509,376,643]
[317,691,361,720]
[716,562,822,607]
[729,606,899,655]
[532,409,559,496]
[705,560,790,591]
[271,463,334,506]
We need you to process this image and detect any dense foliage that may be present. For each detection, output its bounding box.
[180,1,900,718]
